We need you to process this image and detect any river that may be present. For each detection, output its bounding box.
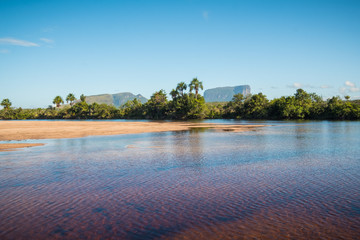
[1,120,359,239]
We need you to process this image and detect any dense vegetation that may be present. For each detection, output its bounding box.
[1,80,360,120]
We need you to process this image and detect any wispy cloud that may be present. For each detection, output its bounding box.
[202,11,209,20]
[42,27,55,33]
[339,87,346,94]
[40,38,54,43]
[339,81,360,94]
[0,49,10,54]
[287,82,331,89]
[0,37,39,47]
[287,82,303,88]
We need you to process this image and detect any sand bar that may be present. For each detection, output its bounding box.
[0,143,45,152]
[0,120,263,151]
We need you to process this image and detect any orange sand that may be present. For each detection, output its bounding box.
[0,120,263,151]
[0,143,45,152]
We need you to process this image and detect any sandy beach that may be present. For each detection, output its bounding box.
[0,120,263,151]
[0,143,45,152]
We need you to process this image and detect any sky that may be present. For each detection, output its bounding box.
[1,0,360,108]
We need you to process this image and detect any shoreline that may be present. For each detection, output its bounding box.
[0,120,264,151]
[0,143,45,152]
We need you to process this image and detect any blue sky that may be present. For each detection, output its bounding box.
[1,0,360,108]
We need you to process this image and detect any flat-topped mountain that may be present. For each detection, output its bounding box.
[85,92,147,107]
[204,85,251,102]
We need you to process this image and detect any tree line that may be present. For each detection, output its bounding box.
[1,79,360,120]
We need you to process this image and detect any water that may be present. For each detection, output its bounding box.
[0,121,359,239]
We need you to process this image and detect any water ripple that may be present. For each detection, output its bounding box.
[1,121,360,239]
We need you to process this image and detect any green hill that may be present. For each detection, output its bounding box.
[85,92,148,107]
[351,99,360,105]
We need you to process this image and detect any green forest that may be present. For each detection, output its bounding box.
[1,79,360,120]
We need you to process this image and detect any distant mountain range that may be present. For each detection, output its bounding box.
[84,85,250,106]
[204,85,251,102]
[85,92,148,107]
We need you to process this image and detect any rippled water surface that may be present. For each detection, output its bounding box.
[1,121,360,239]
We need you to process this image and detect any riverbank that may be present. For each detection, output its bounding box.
[0,121,263,151]
[0,143,45,152]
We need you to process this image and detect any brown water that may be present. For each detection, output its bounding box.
[0,121,359,239]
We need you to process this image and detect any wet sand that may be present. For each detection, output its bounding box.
[0,120,263,151]
[0,143,45,152]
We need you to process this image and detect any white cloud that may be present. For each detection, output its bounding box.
[345,81,355,87]
[287,82,302,88]
[346,81,359,92]
[294,82,302,88]
[339,81,360,95]
[320,85,332,89]
[350,87,360,92]
[202,11,209,20]
[40,38,54,43]
[0,37,39,47]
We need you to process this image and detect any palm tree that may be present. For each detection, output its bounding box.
[66,93,76,106]
[53,96,64,108]
[189,78,203,97]
[176,82,187,96]
[80,94,86,102]
[1,98,11,110]
[170,89,179,99]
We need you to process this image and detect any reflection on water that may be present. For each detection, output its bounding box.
[1,121,360,239]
